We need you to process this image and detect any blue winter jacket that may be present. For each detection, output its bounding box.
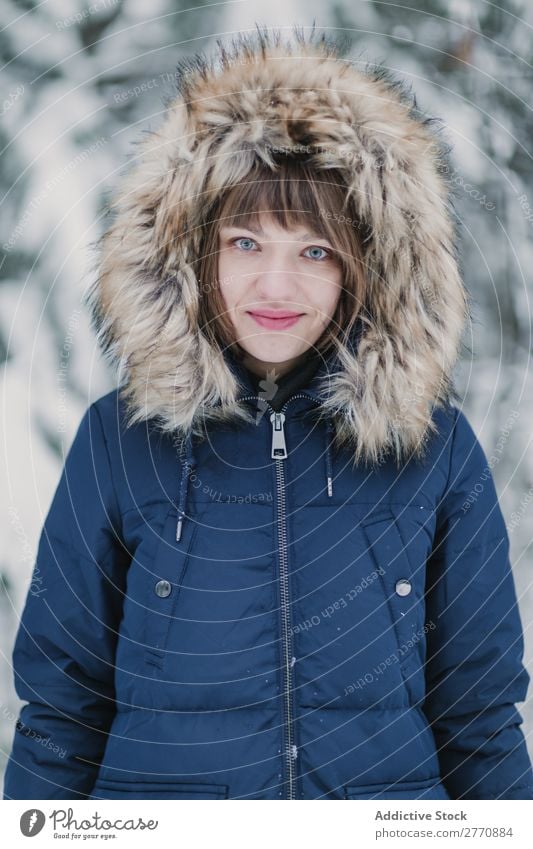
[3,362,533,800]
[4,29,533,800]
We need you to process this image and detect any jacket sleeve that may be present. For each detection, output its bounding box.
[423,406,533,800]
[3,400,130,799]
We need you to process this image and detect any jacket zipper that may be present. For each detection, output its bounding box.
[238,391,323,800]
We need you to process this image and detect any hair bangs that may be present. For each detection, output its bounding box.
[217,157,347,240]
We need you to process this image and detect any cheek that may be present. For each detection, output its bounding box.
[316,275,342,319]
[217,256,233,307]
[217,260,244,312]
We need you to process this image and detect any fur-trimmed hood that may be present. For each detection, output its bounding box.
[86,26,470,466]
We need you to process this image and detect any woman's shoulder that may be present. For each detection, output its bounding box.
[87,387,180,515]
[429,400,486,464]
[90,385,131,433]
[91,386,170,444]
[434,401,497,481]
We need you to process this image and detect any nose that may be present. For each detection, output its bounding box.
[251,244,301,302]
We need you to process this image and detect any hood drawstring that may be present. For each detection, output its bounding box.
[325,418,335,498]
[176,431,196,543]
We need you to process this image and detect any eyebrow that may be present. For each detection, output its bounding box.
[222,224,329,242]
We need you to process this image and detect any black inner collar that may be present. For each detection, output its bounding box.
[245,347,324,412]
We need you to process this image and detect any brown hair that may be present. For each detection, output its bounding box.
[196,155,367,362]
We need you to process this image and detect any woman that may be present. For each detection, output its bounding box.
[4,28,533,801]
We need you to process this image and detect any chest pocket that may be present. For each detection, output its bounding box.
[143,505,200,671]
[360,507,432,700]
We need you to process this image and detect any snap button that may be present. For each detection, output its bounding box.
[155,579,172,598]
[395,579,412,597]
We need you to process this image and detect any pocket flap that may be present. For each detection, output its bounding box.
[92,778,229,799]
[344,776,449,799]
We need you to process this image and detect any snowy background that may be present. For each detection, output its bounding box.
[1,0,533,793]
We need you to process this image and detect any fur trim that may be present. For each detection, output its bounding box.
[85,25,470,467]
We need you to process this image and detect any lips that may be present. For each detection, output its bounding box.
[247,311,304,329]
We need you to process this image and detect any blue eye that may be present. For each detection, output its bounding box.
[234,237,257,251]
[304,246,330,261]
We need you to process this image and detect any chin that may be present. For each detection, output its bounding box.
[244,343,305,364]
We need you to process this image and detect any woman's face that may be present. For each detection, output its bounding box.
[217,214,343,377]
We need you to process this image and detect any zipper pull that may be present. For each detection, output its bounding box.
[270,412,287,459]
